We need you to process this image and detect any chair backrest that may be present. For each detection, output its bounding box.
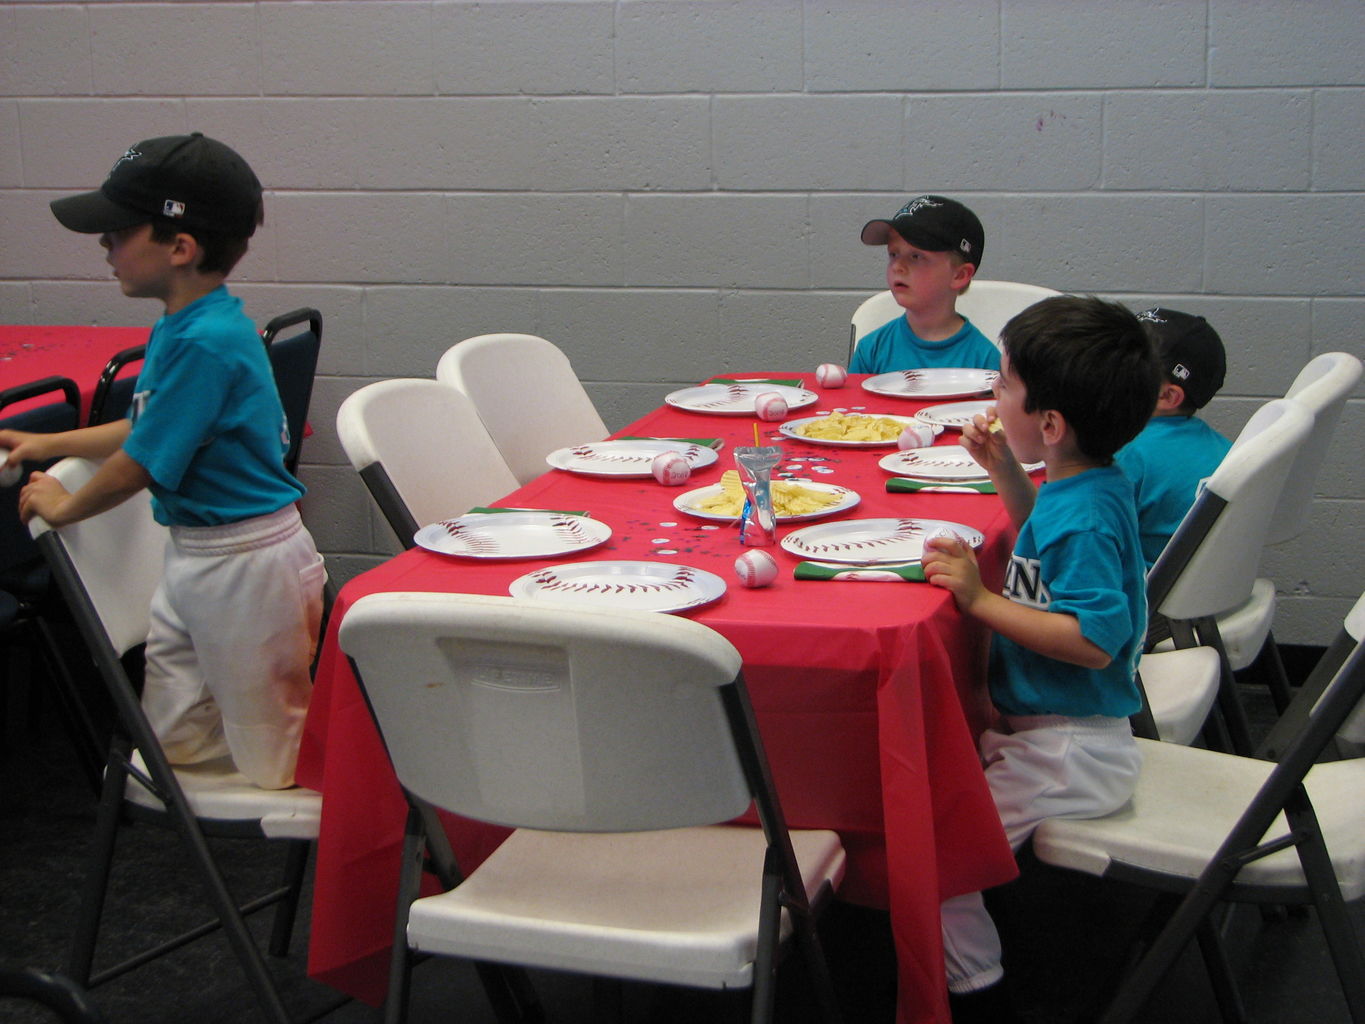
[1259,589,1365,759]
[261,308,323,477]
[848,280,1062,360]
[87,345,146,426]
[436,333,609,485]
[1266,351,1362,546]
[339,591,752,832]
[28,458,165,656]
[1150,398,1313,622]
[0,376,81,575]
[335,378,520,547]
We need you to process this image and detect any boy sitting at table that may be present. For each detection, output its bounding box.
[850,195,1000,374]
[1116,306,1232,569]
[921,295,1162,1022]
[0,133,325,791]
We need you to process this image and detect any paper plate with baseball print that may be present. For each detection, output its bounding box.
[912,400,997,431]
[414,511,611,560]
[878,447,1043,480]
[780,517,984,565]
[664,382,819,416]
[778,413,934,448]
[861,368,998,400]
[545,439,718,477]
[672,481,860,522]
[509,560,727,614]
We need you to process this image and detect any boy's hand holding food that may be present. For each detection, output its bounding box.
[959,407,1011,471]
[922,531,984,611]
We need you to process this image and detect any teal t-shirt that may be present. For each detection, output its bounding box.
[122,286,305,527]
[1115,416,1232,568]
[989,466,1147,719]
[849,315,1000,374]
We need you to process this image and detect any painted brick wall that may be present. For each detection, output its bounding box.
[1,0,1361,643]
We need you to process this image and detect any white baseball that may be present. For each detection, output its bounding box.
[0,450,21,488]
[897,424,938,450]
[815,363,848,389]
[754,392,789,422]
[651,451,692,486]
[734,549,779,588]
[925,526,963,550]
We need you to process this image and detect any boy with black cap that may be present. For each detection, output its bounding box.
[1115,307,1232,568]
[0,133,325,790]
[851,194,999,374]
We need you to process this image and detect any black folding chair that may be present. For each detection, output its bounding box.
[86,345,146,426]
[261,308,322,476]
[0,376,104,791]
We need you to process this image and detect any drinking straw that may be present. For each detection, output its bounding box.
[753,423,761,446]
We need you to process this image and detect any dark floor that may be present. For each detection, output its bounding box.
[1,644,1359,1024]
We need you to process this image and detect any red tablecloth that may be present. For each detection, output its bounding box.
[297,374,1020,1024]
[0,325,149,422]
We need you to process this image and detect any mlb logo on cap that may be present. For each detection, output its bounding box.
[163,200,186,218]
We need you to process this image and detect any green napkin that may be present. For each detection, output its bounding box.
[886,477,997,495]
[465,507,590,517]
[794,561,927,583]
[619,436,726,450]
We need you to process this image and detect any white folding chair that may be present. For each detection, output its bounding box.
[436,333,609,485]
[338,591,847,1024]
[1142,399,1314,755]
[1033,589,1365,1024]
[847,280,1061,362]
[29,458,322,1024]
[1207,352,1363,712]
[335,378,519,548]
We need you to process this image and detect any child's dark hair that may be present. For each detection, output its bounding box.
[147,199,264,276]
[1000,296,1162,463]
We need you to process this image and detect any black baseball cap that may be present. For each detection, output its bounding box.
[1135,307,1227,409]
[860,195,984,267]
[50,133,262,237]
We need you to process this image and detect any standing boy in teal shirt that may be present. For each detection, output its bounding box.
[1,134,325,790]
[1116,307,1233,568]
[850,195,1000,373]
[922,296,1162,1022]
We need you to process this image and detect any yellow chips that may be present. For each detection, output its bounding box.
[794,412,905,442]
[696,470,841,518]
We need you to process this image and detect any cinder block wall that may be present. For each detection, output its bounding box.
[1,0,1360,643]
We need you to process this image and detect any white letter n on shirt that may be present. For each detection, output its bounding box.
[1004,555,1051,610]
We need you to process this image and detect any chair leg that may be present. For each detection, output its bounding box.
[1098,881,1235,1024]
[1194,916,1247,1024]
[749,851,784,1024]
[169,789,294,1024]
[268,839,311,957]
[384,811,425,1024]
[791,903,843,1024]
[33,616,107,795]
[67,741,128,986]
[1295,820,1365,1020]
[1200,618,1255,756]
[1248,633,1294,715]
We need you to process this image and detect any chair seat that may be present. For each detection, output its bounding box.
[407,824,846,988]
[125,753,321,840]
[1153,578,1275,673]
[1032,737,1365,901]
[1139,647,1220,745]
